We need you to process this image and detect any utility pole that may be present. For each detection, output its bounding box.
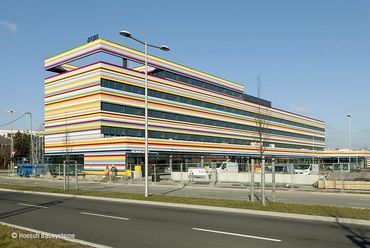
[25,112,33,165]
[8,110,15,175]
[261,156,266,205]
[343,113,352,192]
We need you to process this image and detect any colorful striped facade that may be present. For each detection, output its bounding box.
[44,39,326,173]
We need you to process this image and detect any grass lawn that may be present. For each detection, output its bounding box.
[0,183,369,221]
[0,224,88,248]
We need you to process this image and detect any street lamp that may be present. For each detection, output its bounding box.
[119,30,170,197]
[7,110,15,175]
[25,112,33,165]
[347,114,352,166]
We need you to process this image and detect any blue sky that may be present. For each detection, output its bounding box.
[0,0,369,149]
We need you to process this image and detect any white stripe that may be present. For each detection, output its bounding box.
[18,203,48,209]
[0,221,111,248]
[345,203,370,206]
[80,211,130,221]
[192,227,282,242]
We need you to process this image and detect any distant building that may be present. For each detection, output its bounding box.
[0,135,10,149]
[0,130,13,139]
[0,129,42,138]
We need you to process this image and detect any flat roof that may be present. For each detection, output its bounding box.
[45,38,245,93]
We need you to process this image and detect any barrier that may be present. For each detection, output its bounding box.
[318,180,370,190]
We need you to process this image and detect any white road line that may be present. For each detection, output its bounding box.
[344,203,370,206]
[0,221,111,248]
[18,203,48,209]
[192,227,282,242]
[80,211,130,221]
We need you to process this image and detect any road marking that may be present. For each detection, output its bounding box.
[344,203,370,206]
[18,203,48,209]
[192,227,281,242]
[80,211,130,221]
[0,221,111,248]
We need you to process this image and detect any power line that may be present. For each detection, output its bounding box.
[0,113,27,127]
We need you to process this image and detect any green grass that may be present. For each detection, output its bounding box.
[1,183,369,221]
[0,224,88,248]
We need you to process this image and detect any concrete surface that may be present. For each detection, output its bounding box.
[0,191,369,248]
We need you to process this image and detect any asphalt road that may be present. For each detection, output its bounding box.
[1,176,370,209]
[0,191,369,248]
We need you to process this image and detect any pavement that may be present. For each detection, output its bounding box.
[0,191,369,248]
[0,176,370,209]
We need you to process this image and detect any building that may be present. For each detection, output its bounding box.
[321,149,370,169]
[0,135,10,149]
[44,38,329,175]
[0,130,14,139]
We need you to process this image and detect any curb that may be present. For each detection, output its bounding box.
[1,188,370,226]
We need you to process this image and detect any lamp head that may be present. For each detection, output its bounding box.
[160,45,170,51]
[119,30,132,38]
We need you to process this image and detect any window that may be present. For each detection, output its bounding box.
[101,102,325,145]
[152,70,243,99]
[101,78,325,133]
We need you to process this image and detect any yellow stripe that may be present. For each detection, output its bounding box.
[45,39,244,89]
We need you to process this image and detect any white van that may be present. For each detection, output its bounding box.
[274,163,295,174]
[216,162,239,173]
[294,164,319,175]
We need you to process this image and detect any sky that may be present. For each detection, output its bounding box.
[0,0,369,150]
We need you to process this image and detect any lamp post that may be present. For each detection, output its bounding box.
[25,112,33,165]
[7,110,15,175]
[347,114,352,167]
[341,113,352,192]
[119,30,170,197]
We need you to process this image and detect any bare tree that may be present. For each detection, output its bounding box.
[255,75,269,205]
[63,115,72,190]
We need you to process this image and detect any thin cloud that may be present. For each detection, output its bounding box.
[0,20,17,32]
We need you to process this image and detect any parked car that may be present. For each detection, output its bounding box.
[215,162,239,173]
[332,163,361,172]
[294,164,319,175]
[274,163,295,174]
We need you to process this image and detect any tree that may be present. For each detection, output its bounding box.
[13,131,31,158]
[0,137,10,169]
[255,75,269,205]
